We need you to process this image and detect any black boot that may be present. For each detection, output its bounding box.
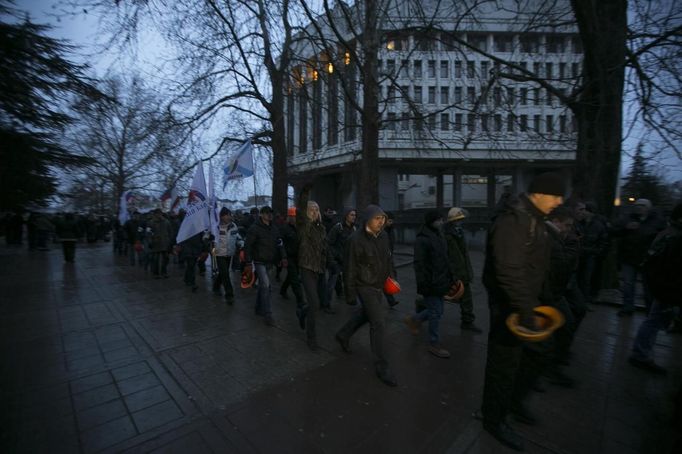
[483,422,524,451]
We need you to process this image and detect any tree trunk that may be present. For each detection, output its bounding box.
[270,73,289,215]
[357,0,380,208]
[571,0,627,217]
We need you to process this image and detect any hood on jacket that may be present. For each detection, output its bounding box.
[362,204,386,223]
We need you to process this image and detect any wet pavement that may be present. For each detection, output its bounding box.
[1,241,680,453]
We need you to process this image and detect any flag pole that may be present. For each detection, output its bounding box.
[250,140,258,209]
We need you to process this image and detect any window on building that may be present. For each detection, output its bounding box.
[413,60,422,78]
[468,33,487,51]
[327,76,338,146]
[386,112,397,131]
[533,62,542,77]
[427,114,436,130]
[520,114,528,132]
[312,77,321,150]
[467,114,475,132]
[507,114,515,132]
[546,90,552,106]
[480,87,488,105]
[534,87,541,105]
[506,87,514,104]
[455,113,463,131]
[559,62,566,79]
[494,34,513,52]
[572,35,583,54]
[414,115,424,131]
[494,114,502,132]
[546,115,554,133]
[520,34,540,53]
[401,59,409,75]
[387,85,396,103]
[440,60,449,78]
[414,86,423,103]
[440,86,449,104]
[461,174,488,207]
[572,62,580,78]
[481,60,489,77]
[454,86,462,103]
[545,62,553,79]
[520,87,528,105]
[559,115,566,133]
[534,114,541,133]
[299,88,308,152]
[572,114,577,132]
[401,112,410,131]
[481,114,489,132]
[428,60,436,78]
[286,90,295,156]
[416,33,437,51]
[494,87,501,106]
[343,67,357,141]
[428,86,436,104]
[386,59,396,76]
[467,61,475,78]
[520,61,528,72]
[454,60,462,78]
[467,87,476,104]
[546,35,564,53]
[441,113,449,131]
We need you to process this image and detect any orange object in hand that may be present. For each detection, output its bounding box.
[383,277,401,295]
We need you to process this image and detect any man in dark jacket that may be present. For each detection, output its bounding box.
[245,206,286,326]
[279,207,305,306]
[443,207,482,333]
[405,210,452,358]
[124,211,142,266]
[148,209,173,278]
[480,172,565,451]
[335,204,397,387]
[629,202,682,374]
[55,212,82,263]
[575,202,609,305]
[326,207,357,312]
[179,230,210,292]
[613,198,665,315]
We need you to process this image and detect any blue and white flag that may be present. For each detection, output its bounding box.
[176,161,210,244]
[223,140,254,189]
[118,191,133,225]
[208,161,219,240]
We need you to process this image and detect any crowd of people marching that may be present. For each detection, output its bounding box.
[3,172,680,452]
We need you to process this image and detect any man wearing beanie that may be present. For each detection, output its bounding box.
[443,207,482,333]
[405,210,453,358]
[212,207,239,304]
[479,171,565,451]
[335,204,398,386]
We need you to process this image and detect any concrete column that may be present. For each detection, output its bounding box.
[453,168,462,206]
[436,173,444,209]
[379,167,398,211]
[487,169,496,209]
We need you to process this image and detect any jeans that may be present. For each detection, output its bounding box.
[254,263,273,317]
[281,261,304,304]
[621,263,652,313]
[325,264,341,308]
[183,257,197,286]
[300,268,324,340]
[213,256,234,297]
[631,300,675,362]
[337,287,388,367]
[414,295,444,345]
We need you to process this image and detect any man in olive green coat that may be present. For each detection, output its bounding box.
[443,207,482,333]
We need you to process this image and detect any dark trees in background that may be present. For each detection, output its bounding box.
[0,1,94,211]
[621,144,670,207]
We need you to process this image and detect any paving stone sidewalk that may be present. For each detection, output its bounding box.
[1,242,680,453]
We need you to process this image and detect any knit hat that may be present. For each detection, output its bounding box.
[447,207,466,222]
[363,204,386,220]
[528,172,566,196]
[287,207,296,217]
[219,207,231,217]
[424,209,443,226]
[260,205,273,214]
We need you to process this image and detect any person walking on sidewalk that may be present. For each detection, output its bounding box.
[213,207,239,304]
[279,207,305,308]
[326,207,357,312]
[245,206,286,326]
[296,186,329,351]
[335,205,398,387]
[443,207,482,333]
[148,209,173,278]
[55,212,82,263]
[629,202,682,375]
[405,210,452,358]
[480,172,565,451]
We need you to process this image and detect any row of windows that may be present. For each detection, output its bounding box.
[385,32,582,54]
[381,85,568,107]
[382,112,576,135]
[378,59,581,80]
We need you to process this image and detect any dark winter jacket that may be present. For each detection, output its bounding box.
[414,225,453,297]
[643,224,682,307]
[546,222,580,300]
[577,216,609,257]
[56,215,82,241]
[344,211,394,304]
[148,216,173,252]
[179,232,209,260]
[296,213,328,274]
[327,212,356,266]
[124,219,140,244]
[613,211,665,266]
[245,219,285,265]
[443,222,474,283]
[482,194,552,321]
[280,223,300,261]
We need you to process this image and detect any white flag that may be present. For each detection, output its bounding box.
[176,162,211,243]
[223,140,254,189]
[208,161,219,240]
[118,191,133,224]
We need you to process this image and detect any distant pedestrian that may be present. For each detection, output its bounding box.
[326,207,357,312]
[212,207,238,304]
[55,213,82,263]
[335,205,397,387]
[148,209,173,278]
[279,207,305,308]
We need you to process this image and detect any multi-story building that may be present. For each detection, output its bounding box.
[285,0,581,215]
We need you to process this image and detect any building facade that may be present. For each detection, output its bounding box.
[285,0,581,215]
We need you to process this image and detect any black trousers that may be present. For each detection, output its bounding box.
[152,251,169,276]
[300,268,324,341]
[481,299,551,426]
[62,241,76,262]
[212,256,234,297]
[281,261,304,304]
[184,257,197,286]
[337,287,388,367]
